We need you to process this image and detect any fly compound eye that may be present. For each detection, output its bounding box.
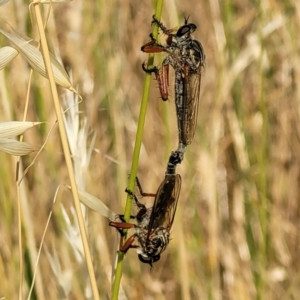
[189,24,197,32]
[176,24,197,37]
[176,25,190,37]
[152,255,160,263]
[138,254,161,266]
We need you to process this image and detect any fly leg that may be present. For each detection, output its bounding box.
[109,183,142,236]
[142,61,169,100]
[109,220,139,253]
[109,219,135,237]
[125,186,148,221]
[126,177,156,222]
[141,37,165,53]
[134,177,156,198]
[151,15,177,35]
[120,235,139,252]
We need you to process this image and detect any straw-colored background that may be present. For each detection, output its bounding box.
[1,0,300,299]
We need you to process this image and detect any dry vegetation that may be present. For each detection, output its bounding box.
[0,0,300,299]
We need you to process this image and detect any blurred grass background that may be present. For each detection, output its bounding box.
[1,0,300,299]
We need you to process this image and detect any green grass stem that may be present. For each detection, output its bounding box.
[110,1,164,299]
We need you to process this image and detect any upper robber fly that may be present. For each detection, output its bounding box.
[141,16,205,154]
[109,174,181,266]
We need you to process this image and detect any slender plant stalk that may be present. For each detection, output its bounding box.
[17,56,34,300]
[257,5,268,298]
[17,187,23,300]
[32,3,100,300]
[110,1,164,299]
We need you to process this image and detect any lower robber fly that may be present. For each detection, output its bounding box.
[141,16,205,164]
[109,174,181,266]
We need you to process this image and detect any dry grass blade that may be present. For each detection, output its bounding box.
[0,138,35,155]
[31,2,99,298]
[0,46,19,69]
[0,121,42,138]
[0,28,76,92]
[44,247,72,296]
[74,188,117,219]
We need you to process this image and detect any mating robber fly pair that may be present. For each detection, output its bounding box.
[109,16,205,266]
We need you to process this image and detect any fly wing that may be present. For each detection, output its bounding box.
[180,66,202,145]
[180,39,205,145]
[147,174,182,239]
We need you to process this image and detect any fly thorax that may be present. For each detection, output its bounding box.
[172,35,192,47]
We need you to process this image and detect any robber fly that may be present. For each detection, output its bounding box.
[141,16,205,165]
[109,174,181,266]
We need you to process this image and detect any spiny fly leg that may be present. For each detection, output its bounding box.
[142,61,169,101]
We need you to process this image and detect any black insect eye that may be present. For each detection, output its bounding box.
[190,24,197,32]
[138,254,161,266]
[138,254,151,264]
[177,24,197,37]
[176,25,190,37]
[152,255,160,263]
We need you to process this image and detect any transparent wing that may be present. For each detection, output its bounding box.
[180,67,202,145]
[147,174,182,238]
